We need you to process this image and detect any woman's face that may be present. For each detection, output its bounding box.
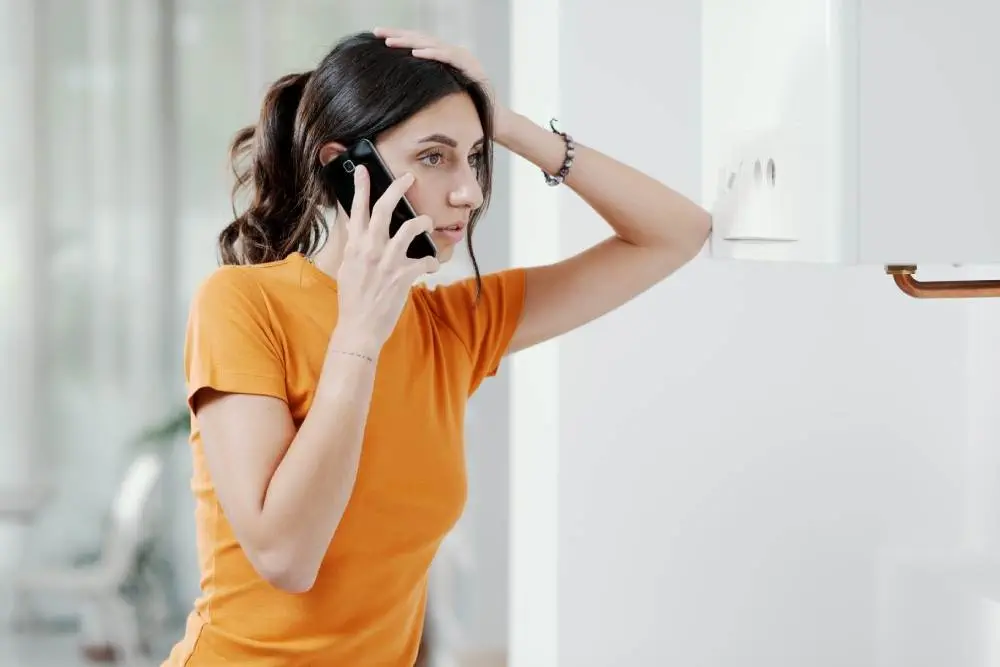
[374,92,486,263]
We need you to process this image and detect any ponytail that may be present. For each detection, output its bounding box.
[219,71,326,265]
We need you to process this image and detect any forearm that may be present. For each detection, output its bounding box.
[496,110,711,255]
[256,331,377,590]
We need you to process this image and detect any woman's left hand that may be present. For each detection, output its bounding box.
[373,27,512,134]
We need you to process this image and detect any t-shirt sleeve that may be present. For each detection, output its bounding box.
[425,268,528,395]
[183,268,287,410]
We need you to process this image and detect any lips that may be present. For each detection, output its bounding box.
[435,222,467,232]
[433,221,467,244]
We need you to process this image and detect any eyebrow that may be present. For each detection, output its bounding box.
[417,133,485,148]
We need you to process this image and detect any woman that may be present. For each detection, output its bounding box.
[164,28,709,666]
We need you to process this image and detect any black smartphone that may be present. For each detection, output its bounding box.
[321,138,438,260]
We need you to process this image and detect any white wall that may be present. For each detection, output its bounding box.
[510,1,1000,665]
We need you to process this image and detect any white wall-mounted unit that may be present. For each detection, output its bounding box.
[702,0,1000,267]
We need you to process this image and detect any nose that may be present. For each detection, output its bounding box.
[448,166,484,211]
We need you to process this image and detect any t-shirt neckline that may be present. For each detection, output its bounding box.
[292,252,338,292]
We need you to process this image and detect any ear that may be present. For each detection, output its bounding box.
[318,141,348,166]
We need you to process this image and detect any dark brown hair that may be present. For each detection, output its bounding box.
[220,31,494,288]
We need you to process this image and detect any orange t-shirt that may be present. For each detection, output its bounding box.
[163,252,526,666]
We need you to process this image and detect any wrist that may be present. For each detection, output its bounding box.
[492,106,520,147]
[494,112,572,178]
[329,326,382,362]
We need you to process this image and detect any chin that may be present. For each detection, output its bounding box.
[433,244,456,263]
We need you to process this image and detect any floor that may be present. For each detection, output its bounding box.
[456,652,506,667]
[0,631,174,667]
[0,632,505,667]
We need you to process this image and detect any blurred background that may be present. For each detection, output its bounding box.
[0,1,513,665]
[6,1,1000,667]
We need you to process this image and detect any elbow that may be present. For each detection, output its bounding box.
[688,209,712,250]
[251,546,319,594]
[676,209,712,261]
[645,207,712,262]
[656,216,709,267]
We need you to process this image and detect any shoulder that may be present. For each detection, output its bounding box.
[183,264,294,408]
[189,254,306,319]
[183,260,304,399]
[186,267,269,342]
[184,257,309,365]
[191,265,259,308]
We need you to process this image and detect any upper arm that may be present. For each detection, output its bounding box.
[185,269,293,565]
[508,235,697,353]
[192,390,295,560]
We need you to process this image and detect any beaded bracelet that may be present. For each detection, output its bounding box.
[542,118,575,186]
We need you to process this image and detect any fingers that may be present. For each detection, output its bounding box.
[376,28,442,52]
[401,255,441,283]
[410,47,450,63]
[369,172,415,240]
[374,27,431,43]
[348,165,369,239]
[387,215,434,258]
[372,26,401,37]
[376,28,461,70]
[385,35,437,49]
[382,215,439,281]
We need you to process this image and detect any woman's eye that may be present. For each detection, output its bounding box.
[420,153,443,166]
[468,152,483,168]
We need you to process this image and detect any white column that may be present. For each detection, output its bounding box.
[87,0,120,394]
[0,0,50,623]
[507,0,560,665]
[0,0,35,488]
[124,0,179,427]
[23,0,52,489]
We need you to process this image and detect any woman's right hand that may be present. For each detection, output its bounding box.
[333,165,440,356]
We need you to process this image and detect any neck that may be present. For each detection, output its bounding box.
[312,210,349,279]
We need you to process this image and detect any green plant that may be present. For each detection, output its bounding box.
[134,407,190,450]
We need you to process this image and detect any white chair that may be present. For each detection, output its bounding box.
[10,450,166,664]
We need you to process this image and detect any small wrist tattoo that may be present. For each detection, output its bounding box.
[331,349,375,363]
